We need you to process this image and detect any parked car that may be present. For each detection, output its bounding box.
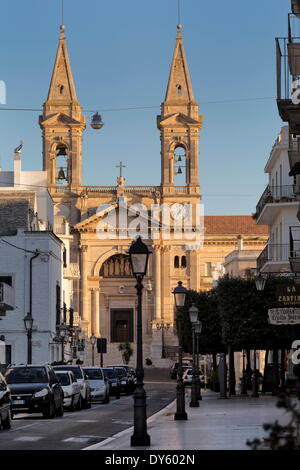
[102,367,121,398]
[0,372,11,430]
[182,368,205,387]
[5,364,64,419]
[113,365,136,390]
[83,367,110,404]
[55,370,81,411]
[111,366,135,395]
[52,365,92,409]
[170,361,192,379]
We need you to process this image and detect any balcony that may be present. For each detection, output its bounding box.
[63,263,80,279]
[257,244,293,272]
[255,185,297,223]
[276,29,300,133]
[0,282,14,315]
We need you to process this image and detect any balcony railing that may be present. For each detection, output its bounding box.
[0,282,14,312]
[257,243,300,272]
[255,185,297,220]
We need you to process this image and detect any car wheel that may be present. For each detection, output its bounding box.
[84,395,92,409]
[56,401,64,417]
[103,393,110,404]
[43,400,56,419]
[75,396,82,411]
[2,409,12,430]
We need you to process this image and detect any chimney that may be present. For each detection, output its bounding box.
[237,234,243,251]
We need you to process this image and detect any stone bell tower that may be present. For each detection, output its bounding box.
[157,25,202,194]
[39,25,86,188]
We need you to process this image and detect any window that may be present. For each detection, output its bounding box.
[0,276,12,286]
[174,256,180,268]
[181,256,186,268]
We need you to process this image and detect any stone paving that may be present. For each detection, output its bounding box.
[85,390,297,450]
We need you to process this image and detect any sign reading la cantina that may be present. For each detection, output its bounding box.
[269,285,300,324]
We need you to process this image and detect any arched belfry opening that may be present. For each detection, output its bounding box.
[55,144,69,185]
[174,146,187,185]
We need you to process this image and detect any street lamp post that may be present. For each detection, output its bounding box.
[156,322,170,358]
[172,281,188,420]
[252,347,259,398]
[59,323,68,362]
[24,313,34,364]
[195,320,203,401]
[128,236,151,447]
[241,349,247,395]
[90,335,97,366]
[189,304,199,408]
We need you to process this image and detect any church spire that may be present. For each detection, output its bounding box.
[157,25,202,190]
[162,24,198,119]
[39,26,86,187]
[44,25,81,118]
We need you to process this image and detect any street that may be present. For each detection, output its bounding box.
[0,380,175,450]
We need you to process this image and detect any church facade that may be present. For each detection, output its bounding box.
[40,25,268,365]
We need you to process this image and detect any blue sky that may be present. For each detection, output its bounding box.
[0,0,292,215]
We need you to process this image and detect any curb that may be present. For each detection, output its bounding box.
[83,398,177,450]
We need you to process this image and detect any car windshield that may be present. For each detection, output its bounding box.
[5,367,48,384]
[53,366,82,380]
[103,368,116,378]
[114,368,127,377]
[57,373,70,386]
[83,369,103,380]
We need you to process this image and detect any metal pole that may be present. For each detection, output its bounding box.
[92,343,95,366]
[252,348,259,398]
[27,329,32,364]
[241,349,247,395]
[62,340,64,363]
[196,332,202,400]
[219,353,227,399]
[190,327,199,407]
[131,279,150,446]
[174,315,188,420]
[161,325,166,359]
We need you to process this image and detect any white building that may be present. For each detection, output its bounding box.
[256,126,300,273]
[0,146,67,365]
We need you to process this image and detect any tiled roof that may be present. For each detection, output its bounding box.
[204,216,268,235]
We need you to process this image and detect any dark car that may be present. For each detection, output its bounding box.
[102,367,121,398]
[112,365,136,391]
[5,364,64,419]
[0,372,11,430]
[112,366,134,395]
[52,365,92,409]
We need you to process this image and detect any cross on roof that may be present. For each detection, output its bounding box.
[116,161,126,178]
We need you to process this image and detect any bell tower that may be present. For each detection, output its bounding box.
[157,25,202,193]
[39,25,86,188]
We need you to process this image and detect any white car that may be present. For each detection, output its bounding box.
[55,371,81,410]
[83,367,110,404]
[183,368,205,387]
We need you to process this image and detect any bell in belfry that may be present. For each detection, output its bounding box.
[177,166,182,175]
[177,155,182,162]
[56,146,67,156]
[57,167,67,181]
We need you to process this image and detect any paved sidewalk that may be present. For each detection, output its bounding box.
[84,390,294,451]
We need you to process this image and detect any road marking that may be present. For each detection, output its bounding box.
[111,420,133,425]
[10,423,41,432]
[75,420,97,423]
[14,436,44,442]
[62,437,90,443]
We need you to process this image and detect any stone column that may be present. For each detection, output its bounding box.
[94,288,100,337]
[189,249,200,291]
[161,245,171,321]
[80,245,89,331]
[154,245,161,320]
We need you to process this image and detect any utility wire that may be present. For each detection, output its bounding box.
[0,96,275,114]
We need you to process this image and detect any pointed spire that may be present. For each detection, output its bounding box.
[46,25,78,105]
[164,24,195,105]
